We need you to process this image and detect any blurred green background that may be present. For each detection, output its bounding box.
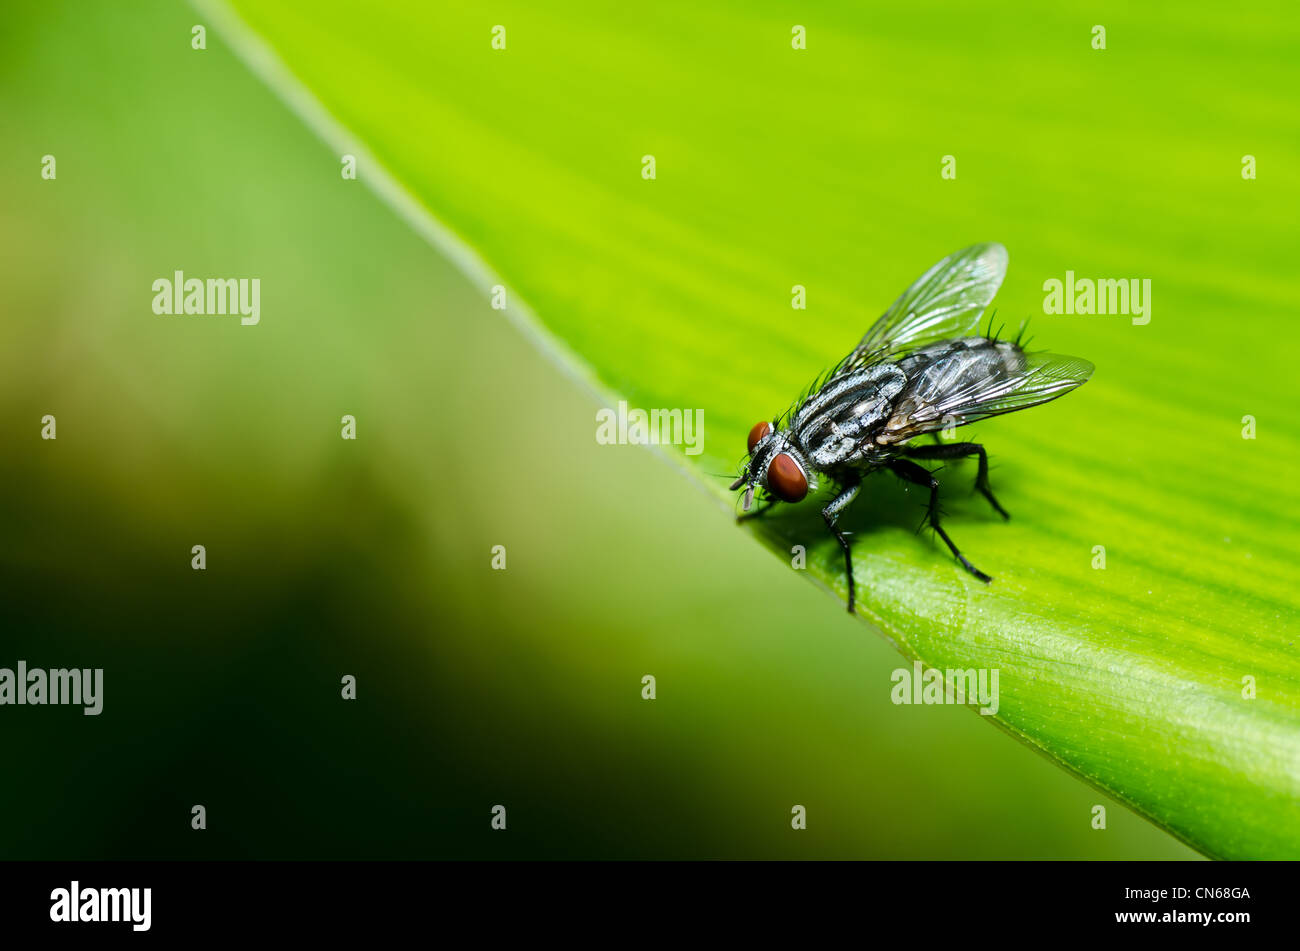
[4,0,1267,858]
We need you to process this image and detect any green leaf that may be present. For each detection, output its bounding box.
[211,0,1300,857]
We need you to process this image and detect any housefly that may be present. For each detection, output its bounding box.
[730,243,1093,613]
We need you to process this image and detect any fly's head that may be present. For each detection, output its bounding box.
[729,420,814,512]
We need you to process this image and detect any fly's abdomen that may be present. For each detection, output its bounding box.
[878,338,1026,443]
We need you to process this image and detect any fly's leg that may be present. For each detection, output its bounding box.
[821,478,862,614]
[737,499,777,523]
[902,442,1009,520]
[887,459,993,583]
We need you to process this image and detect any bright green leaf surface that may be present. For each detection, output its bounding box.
[219,0,1300,857]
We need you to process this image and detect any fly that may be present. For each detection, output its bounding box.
[730,243,1093,613]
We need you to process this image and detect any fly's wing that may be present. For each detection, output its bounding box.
[875,344,1094,444]
[849,243,1008,367]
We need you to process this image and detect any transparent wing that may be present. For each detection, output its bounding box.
[850,243,1008,366]
[875,343,1094,443]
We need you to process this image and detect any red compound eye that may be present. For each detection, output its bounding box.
[747,421,772,453]
[768,452,808,503]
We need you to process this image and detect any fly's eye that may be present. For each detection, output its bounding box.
[747,421,772,453]
[767,452,808,503]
